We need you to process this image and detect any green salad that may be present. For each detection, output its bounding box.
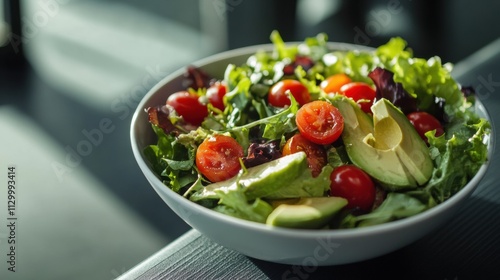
[144,31,490,229]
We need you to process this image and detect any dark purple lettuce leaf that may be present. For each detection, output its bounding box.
[146,105,181,135]
[368,67,418,115]
[461,86,476,98]
[182,66,212,90]
[283,55,315,76]
[368,67,449,122]
[242,139,281,168]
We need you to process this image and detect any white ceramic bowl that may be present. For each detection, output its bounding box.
[130,43,493,265]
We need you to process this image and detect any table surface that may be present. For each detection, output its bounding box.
[117,39,500,280]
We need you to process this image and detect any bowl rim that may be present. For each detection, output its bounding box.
[130,42,494,239]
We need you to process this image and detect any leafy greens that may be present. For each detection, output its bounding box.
[144,31,490,229]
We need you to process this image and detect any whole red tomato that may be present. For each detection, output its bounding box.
[166,91,208,126]
[407,111,444,143]
[339,82,376,113]
[268,80,310,107]
[330,165,376,212]
[207,82,227,111]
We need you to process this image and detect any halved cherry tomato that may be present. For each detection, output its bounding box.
[339,82,376,113]
[330,165,375,212]
[295,100,344,145]
[166,91,208,126]
[320,73,352,94]
[282,134,327,177]
[196,135,244,182]
[406,111,444,143]
[268,79,310,107]
[207,82,227,111]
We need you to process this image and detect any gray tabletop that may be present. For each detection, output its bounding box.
[118,38,500,280]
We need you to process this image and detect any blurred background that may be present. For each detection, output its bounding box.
[0,0,499,279]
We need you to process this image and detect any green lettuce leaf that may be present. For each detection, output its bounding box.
[212,184,273,223]
[144,124,198,192]
[270,30,298,61]
[340,192,428,228]
[423,116,490,203]
[228,96,299,151]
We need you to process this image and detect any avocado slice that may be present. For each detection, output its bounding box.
[371,98,434,185]
[266,197,348,229]
[189,152,308,202]
[331,96,433,190]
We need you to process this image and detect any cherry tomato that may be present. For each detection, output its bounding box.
[268,79,310,107]
[320,73,352,94]
[295,100,344,145]
[282,134,327,177]
[207,82,227,111]
[196,135,244,182]
[339,82,376,113]
[406,111,444,143]
[330,165,376,212]
[166,91,208,126]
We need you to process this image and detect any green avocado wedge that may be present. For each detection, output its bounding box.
[189,152,309,202]
[330,96,433,190]
[266,197,348,229]
[371,98,434,185]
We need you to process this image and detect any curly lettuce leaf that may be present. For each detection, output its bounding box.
[340,192,427,228]
[423,117,490,203]
[144,124,198,192]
